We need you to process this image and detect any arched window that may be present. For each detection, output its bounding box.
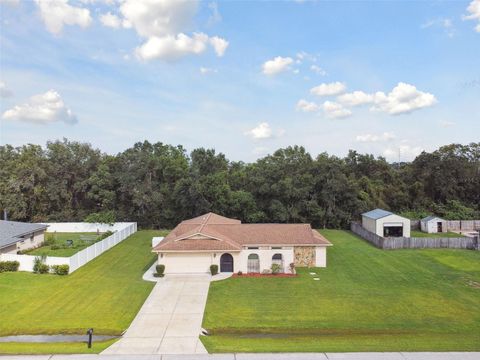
[272,253,284,272]
[247,253,260,273]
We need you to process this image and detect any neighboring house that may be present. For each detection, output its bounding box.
[362,209,410,238]
[421,216,447,233]
[0,220,48,254]
[152,212,332,274]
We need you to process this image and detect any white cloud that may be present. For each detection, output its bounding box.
[322,101,352,119]
[34,0,92,35]
[100,0,228,61]
[440,120,456,127]
[371,82,437,115]
[245,122,273,139]
[463,0,480,32]
[119,0,198,38]
[135,32,209,61]
[310,82,346,97]
[209,36,229,57]
[310,65,326,76]
[2,90,78,125]
[296,99,319,112]
[200,67,217,74]
[100,12,121,28]
[0,82,13,98]
[337,91,374,106]
[0,0,20,7]
[207,2,222,25]
[383,145,424,162]
[356,132,396,143]
[421,18,455,37]
[262,56,294,75]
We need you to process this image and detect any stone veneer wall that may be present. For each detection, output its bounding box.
[294,246,316,267]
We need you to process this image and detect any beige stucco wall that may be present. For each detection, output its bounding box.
[15,231,45,252]
[157,247,301,274]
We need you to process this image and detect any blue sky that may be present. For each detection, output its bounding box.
[0,0,479,162]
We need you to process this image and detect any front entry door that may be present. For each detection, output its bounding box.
[220,253,234,272]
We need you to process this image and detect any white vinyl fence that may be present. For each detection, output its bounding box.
[0,222,137,273]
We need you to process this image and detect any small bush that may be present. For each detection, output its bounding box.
[38,263,50,274]
[99,231,114,240]
[44,234,55,246]
[210,264,218,276]
[0,261,20,272]
[271,263,281,274]
[156,264,165,275]
[51,264,69,275]
[237,271,243,276]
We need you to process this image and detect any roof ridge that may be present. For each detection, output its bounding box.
[198,212,212,232]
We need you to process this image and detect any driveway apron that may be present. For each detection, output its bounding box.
[102,274,211,355]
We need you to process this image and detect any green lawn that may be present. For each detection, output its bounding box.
[410,230,465,238]
[202,230,480,352]
[25,232,103,257]
[0,230,166,337]
[0,339,117,355]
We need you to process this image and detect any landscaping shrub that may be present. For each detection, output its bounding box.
[99,231,114,240]
[33,256,49,274]
[51,264,69,275]
[271,263,281,274]
[0,261,20,272]
[237,271,243,276]
[38,263,50,274]
[210,264,218,276]
[155,264,165,275]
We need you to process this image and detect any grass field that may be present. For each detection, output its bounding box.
[202,230,480,352]
[0,230,165,337]
[410,230,465,238]
[0,339,117,355]
[25,232,103,257]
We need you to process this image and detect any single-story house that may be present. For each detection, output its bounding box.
[420,216,447,233]
[0,220,48,254]
[362,209,410,238]
[152,212,332,274]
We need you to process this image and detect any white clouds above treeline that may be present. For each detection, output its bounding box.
[244,122,285,140]
[29,0,229,61]
[297,82,437,119]
[2,90,78,125]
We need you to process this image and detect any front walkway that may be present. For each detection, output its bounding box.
[102,274,212,355]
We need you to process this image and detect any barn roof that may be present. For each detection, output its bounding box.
[421,215,445,223]
[362,208,394,220]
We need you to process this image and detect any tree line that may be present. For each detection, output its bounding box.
[1,139,479,229]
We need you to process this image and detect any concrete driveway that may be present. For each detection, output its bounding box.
[102,274,211,355]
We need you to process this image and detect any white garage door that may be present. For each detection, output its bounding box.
[163,253,213,274]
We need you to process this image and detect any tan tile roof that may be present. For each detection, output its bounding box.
[153,212,332,252]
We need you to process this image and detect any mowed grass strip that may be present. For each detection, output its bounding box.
[0,230,166,336]
[202,230,480,352]
[410,230,465,238]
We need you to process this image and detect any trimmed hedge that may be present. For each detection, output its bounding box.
[51,264,69,275]
[156,264,165,275]
[0,261,20,273]
[210,264,218,276]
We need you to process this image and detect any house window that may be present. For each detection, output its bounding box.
[272,253,284,272]
[247,246,259,249]
[247,253,260,273]
[272,246,282,249]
